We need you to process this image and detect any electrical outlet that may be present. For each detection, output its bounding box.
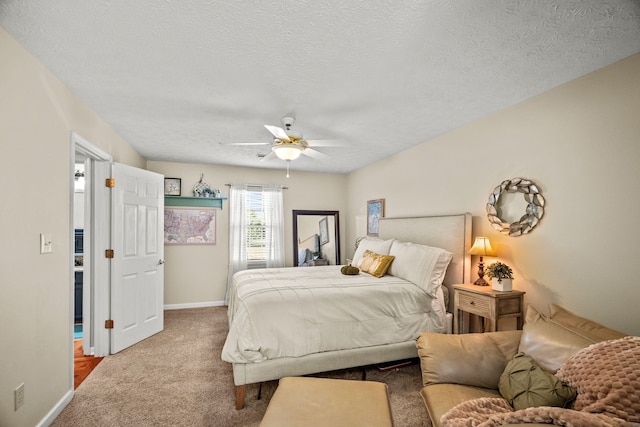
[14,383,24,411]
[40,233,53,254]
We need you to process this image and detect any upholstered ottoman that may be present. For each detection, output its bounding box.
[260,377,394,427]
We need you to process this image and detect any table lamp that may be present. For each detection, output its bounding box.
[468,237,495,286]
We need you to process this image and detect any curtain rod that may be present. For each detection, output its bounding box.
[225,183,288,190]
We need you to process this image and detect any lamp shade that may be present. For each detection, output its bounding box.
[273,144,303,161]
[468,237,495,256]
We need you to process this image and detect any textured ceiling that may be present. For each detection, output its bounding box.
[2,1,640,174]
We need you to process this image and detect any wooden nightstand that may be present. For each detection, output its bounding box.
[305,258,329,266]
[452,283,525,334]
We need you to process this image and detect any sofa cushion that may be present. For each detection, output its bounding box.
[416,331,522,389]
[498,352,576,410]
[549,304,626,342]
[420,384,502,427]
[518,305,596,373]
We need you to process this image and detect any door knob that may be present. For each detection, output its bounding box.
[158,259,165,265]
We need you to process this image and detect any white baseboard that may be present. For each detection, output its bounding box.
[37,389,73,427]
[164,301,225,310]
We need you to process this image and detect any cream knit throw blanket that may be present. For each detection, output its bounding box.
[441,336,639,427]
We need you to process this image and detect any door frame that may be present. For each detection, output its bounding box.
[70,132,113,381]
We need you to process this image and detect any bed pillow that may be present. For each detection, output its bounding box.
[499,352,576,410]
[297,248,310,266]
[352,237,394,266]
[388,240,453,296]
[358,250,395,278]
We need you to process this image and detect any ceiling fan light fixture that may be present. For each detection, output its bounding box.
[273,144,303,161]
[286,129,303,140]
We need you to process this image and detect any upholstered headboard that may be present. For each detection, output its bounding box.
[378,213,472,311]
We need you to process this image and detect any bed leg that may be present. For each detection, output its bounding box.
[257,382,263,400]
[236,385,246,410]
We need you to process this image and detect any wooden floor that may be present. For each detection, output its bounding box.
[74,339,103,389]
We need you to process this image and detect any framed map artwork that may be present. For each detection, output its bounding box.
[164,207,216,245]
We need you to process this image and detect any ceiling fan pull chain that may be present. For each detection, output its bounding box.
[286,162,290,178]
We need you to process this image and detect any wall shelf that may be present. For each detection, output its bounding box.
[164,196,227,209]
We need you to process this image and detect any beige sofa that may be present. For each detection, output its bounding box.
[416,304,628,427]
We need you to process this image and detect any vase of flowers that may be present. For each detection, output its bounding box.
[486,261,514,291]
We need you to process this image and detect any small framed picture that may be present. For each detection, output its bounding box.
[367,199,385,236]
[319,217,329,245]
[164,178,181,196]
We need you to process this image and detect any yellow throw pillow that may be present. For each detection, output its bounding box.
[357,250,395,278]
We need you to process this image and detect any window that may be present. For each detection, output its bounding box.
[226,184,285,304]
[246,189,268,266]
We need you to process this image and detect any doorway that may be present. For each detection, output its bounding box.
[71,132,113,363]
[70,131,165,364]
[72,161,84,333]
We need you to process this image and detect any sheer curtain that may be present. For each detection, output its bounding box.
[225,183,285,305]
[261,185,285,268]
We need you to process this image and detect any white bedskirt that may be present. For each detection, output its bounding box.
[222,266,447,364]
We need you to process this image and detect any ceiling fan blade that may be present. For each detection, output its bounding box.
[305,139,346,147]
[301,147,330,160]
[227,142,270,146]
[259,152,277,162]
[264,125,291,142]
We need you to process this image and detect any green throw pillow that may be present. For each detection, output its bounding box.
[498,352,577,411]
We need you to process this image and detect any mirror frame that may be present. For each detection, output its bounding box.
[486,178,545,237]
[292,210,340,266]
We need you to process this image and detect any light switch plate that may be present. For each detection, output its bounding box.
[40,233,52,254]
[15,383,24,410]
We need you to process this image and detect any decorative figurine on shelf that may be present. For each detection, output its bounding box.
[193,173,220,197]
[193,173,212,197]
[193,174,206,197]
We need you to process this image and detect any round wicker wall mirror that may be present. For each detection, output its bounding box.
[486,178,545,237]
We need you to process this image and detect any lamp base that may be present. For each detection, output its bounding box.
[473,277,489,286]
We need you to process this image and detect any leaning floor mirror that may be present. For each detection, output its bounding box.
[292,210,340,267]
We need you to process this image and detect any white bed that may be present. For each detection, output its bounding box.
[224,213,472,409]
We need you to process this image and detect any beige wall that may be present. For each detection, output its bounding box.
[346,53,640,336]
[0,28,145,426]
[146,161,348,305]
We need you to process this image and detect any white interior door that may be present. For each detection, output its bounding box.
[110,163,164,354]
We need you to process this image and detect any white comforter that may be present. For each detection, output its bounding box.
[222,265,447,364]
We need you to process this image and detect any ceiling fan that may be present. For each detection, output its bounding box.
[230,116,342,176]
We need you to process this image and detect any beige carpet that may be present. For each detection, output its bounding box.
[52,307,429,426]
